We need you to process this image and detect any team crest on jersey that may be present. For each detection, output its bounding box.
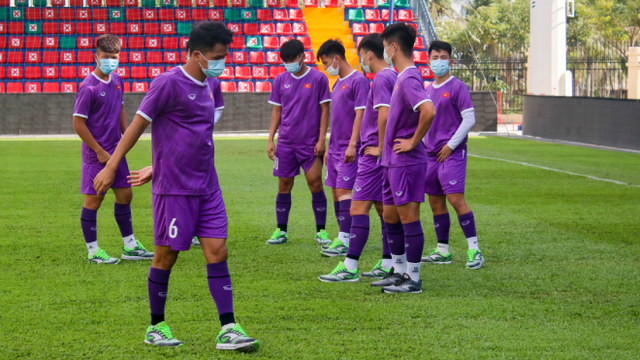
[304,83,311,89]
[342,85,347,90]
[395,85,399,91]
[443,92,450,98]
[209,92,213,100]
[116,85,121,90]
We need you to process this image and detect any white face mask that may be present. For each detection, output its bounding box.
[383,44,396,66]
[361,52,372,73]
[326,57,340,77]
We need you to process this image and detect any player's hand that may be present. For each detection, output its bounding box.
[344,144,356,163]
[364,146,382,157]
[323,151,328,166]
[97,150,111,165]
[314,140,326,157]
[393,139,415,153]
[94,167,115,194]
[437,145,453,163]
[127,166,153,187]
[267,141,276,161]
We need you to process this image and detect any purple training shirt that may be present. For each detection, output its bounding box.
[329,70,370,154]
[268,67,331,148]
[424,76,474,154]
[208,77,225,111]
[73,72,125,164]
[360,68,397,153]
[137,66,220,196]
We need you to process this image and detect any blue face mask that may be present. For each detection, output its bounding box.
[197,51,226,78]
[284,58,302,74]
[98,58,119,75]
[430,59,450,77]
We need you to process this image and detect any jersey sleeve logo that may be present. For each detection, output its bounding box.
[342,85,348,90]
[116,85,121,90]
[209,92,214,100]
[442,92,450,98]
[304,83,311,89]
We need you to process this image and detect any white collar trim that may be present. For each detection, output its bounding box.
[380,67,397,74]
[432,75,455,89]
[291,67,312,80]
[179,66,206,87]
[397,66,417,78]
[92,72,111,84]
[339,69,358,81]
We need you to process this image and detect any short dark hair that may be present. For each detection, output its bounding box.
[357,33,384,59]
[428,40,452,57]
[185,40,190,53]
[96,34,120,54]
[280,39,305,62]
[188,21,233,55]
[380,23,416,57]
[316,38,346,62]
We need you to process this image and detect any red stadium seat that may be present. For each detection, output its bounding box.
[87,0,101,6]
[111,23,126,35]
[130,51,145,63]
[118,51,128,64]
[414,36,424,49]
[195,0,209,6]
[94,23,109,35]
[126,9,141,21]
[60,22,75,34]
[79,66,93,78]
[227,23,242,35]
[225,53,231,64]
[132,82,148,92]
[230,0,246,7]
[292,23,308,35]
[148,51,163,63]
[252,66,268,79]
[128,37,144,49]
[343,0,357,7]
[43,51,59,64]
[7,52,23,64]
[7,66,23,79]
[209,9,223,21]
[303,0,318,6]
[352,23,368,36]
[149,66,164,78]
[43,37,58,49]
[244,24,259,36]
[260,23,275,35]
[93,9,108,21]
[413,51,428,64]
[269,66,285,78]
[381,10,396,21]
[26,8,41,21]
[0,23,5,34]
[325,0,340,7]
[276,23,292,35]
[25,67,41,80]
[360,0,374,6]
[76,9,91,20]
[192,9,207,21]
[59,8,75,20]
[266,51,281,65]
[140,23,156,35]
[8,23,24,35]
[0,52,4,64]
[232,51,247,64]
[43,82,60,93]
[160,23,175,35]
[106,0,122,6]
[124,0,139,6]
[146,37,161,49]
[264,36,279,49]
[77,37,93,49]
[266,0,280,6]
[43,9,57,20]
[406,22,418,31]
[7,83,23,93]
[61,82,77,92]
[280,36,293,44]
[419,66,434,80]
[117,37,127,49]
[235,66,251,80]
[164,51,180,64]
[76,23,92,35]
[116,67,129,79]
[43,66,59,79]
[159,9,174,21]
[249,51,265,64]
[237,81,254,92]
[52,0,65,6]
[369,23,384,34]
[143,9,157,21]
[218,67,234,80]
[163,37,178,49]
[78,51,93,64]
[298,37,313,50]
[61,51,75,64]
[25,37,41,49]
[25,51,41,63]
[273,10,288,21]
[284,0,299,7]
[25,82,41,93]
[290,9,304,21]
[213,0,228,6]
[304,51,315,64]
[398,9,413,21]
[131,66,147,79]
[176,0,192,6]
[365,9,380,21]
[230,37,245,50]
[220,81,236,92]
[9,37,24,49]
[257,9,272,21]
[180,37,189,48]
[256,81,272,92]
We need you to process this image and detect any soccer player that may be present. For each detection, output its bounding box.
[72,34,153,264]
[93,22,260,351]
[421,40,485,269]
[319,33,398,282]
[369,23,436,294]
[317,39,370,257]
[266,39,332,246]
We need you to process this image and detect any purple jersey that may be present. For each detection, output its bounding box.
[268,67,331,148]
[329,70,370,154]
[360,68,397,152]
[424,76,474,154]
[207,77,225,110]
[73,72,125,164]
[381,66,431,168]
[137,66,219,196]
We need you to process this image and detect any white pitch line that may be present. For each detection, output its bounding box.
[469,154,640,187]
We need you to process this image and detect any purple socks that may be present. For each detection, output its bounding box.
[386,222,405,256]
[433,213,451,244]
[459,211,477,238]
[114,203,134,238]
[338,199,352,237]
[403,221,425,263]
[206,262,235,326]
[333,201,340,227]
[346,215,369,260]
[81,207,97,244]
[312,191,327,232]
[276,193,292,232]
[148,267,171,325]
[380,216,390,258]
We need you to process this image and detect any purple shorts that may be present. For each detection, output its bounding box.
[152,189,228,251]
[425,146,467,196]
[352,155,383,202]
[273,145,318,178]
[382,164,427,206]
[325,152,358,189]
[80,158,130,195]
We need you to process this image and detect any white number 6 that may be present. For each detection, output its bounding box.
[169,218,178,239]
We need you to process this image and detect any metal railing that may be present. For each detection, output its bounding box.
[411,0,438,45]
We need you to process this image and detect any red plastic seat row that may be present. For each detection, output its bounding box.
[352,23,385,35]
[219,81,273,93]
[363,9,413,22]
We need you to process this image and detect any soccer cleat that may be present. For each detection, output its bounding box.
[191,237,201,247]
[465,249,485,269]
[266,228,288,245]
[382,273,423,294]
[121,240,154,260]
[88,248,120,264]
[370,268,404,287]
[318,261,359,282]
[361,259,391,278]
[421,249,452,264]
[315,229,332,245]
[216,323,260,352]
[321,239,348,257]
[145,321,184,347]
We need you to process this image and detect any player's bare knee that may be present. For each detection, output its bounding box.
[307,178,323,193]
[278,178,294,193]
[83,195,103,210]
[205,243,228,263]
[447,195,468,213]
[350,201,369,216]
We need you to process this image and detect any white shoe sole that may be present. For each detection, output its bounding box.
[319,277,360,283]
[121,255,153,260]
[88,259,119,264]
[466,258,485,270]
[383,289,423,294]
[216,341,259,352]
[321,252,347,257]
[421,259,453,264]
[144,339,183,347]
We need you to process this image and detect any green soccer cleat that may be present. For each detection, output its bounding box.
[421,249,452,264]
[465,249,485,270]
[361,259,392,278]
[145,321,184,347]
[88,248,120,264]
[122,240,154,260]
[321,238,348,257]
[216,323,260,352]
[318,261,359,282]
[315,229,332,245]
[266,228,288,245]
[191,237,201,247]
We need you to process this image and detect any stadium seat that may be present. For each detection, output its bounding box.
[235,66,251,80]
[130,51,145,63]
[87,0,101,6]
[43,51,59,64]
[7,66,23,79]
[176,0,192,6]
[7,82,23,93]
[255,81,271,92]
[209,9,223,21]
[269,66,284,78]
[129,23,143,35]
[376,0,388,7]
[180,37,189,48]
[352,23,368,36]
[177,23,191,35]
[132,82,148,92]
[414,36,424,49]
[293,23,308,35]
[126,9,141,21]
[246,36,263,49]
[148,51,163,63]
[119,51,128,64]
[304,51,315,64]
[220,81,236,92]
[159,9,174,21]
[61,82,77,92]
[264,36,278,49]
[59,36,75,49]
[26,9,41,21]
[124,0,139,6]
[164,51,180,64]
[192,9,207,21]
[111,23,126,35]
[230,36,245,50]
[213,0,228,6]
[344,0,358,7]
[93,9,109,21]
[219,67,234,80]
[241,10,256,21]
[78,51,93,64]
[260,23,275,35]
[280,35,294,44]
[162,37,178,50]
[394,0,410,7]
[108,10,124,22]
[398,9,413,21]
[406,22,418,31]
[116,66,129,79]
[225,53,231,64]
[51,0,65,6]
[9,37,24,49]
[149,66,163,78]
[369,23,384,33]
[43,82,60,93]
[43,9,57,20]
[266,51,281,64]
[0,52,4,64]
[419,66,434,79]
[267,0,281,7]
[364,9,380,21]
[25,50,40,63]
[94,23,109,35]
[76,9,90,21]
[78,37,93,49]
[160,23,176,35]
[227,23,242,35]
[349,9,364,21]
[43,36,59,49]
[412,51,428,64]
[252,66,268,79]
[10,9,25,21]
[75,23,91,35]
[224,9,240,21]
[161,0,175,7]
[277,23,292,35]
[25,37,41,49]
[257,9,272,21]
[381,10,397,21]
[273,10,288,21]
[237,81,254,92]
[0,66,4,79]
[0,23,5,34]
[146,37,161,49]
[24,82,41,93]
[231,0,246,7]
[7,52,23,64]
[232,51,247,64]
[143,9,157,21]
[25,22,42,35]
[25,67,41,80]
[43,66,59,79]
[249,51,265,64]
[129,37,144,49]
[61,51,75,63]
[59,9,74,21]
[195,0,210,6]
[298,37,313,50]
[248,0,263,6]
[325,0,340,7]
[131,66,147,79]
[117,37,127,49]
[9,23,24,35]
[79,67,93,78]
[244,24,259,36]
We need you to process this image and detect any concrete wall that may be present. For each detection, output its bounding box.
[523,95,640,150]
[0,91,497,135]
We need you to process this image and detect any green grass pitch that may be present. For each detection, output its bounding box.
[0,136,639,359]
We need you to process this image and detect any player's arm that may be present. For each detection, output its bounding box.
[319,102,330,160]
[393,101,436,153]
[119,104,128,134]
[365,106,389,157]
[73,116,111,164]
[94,115,150,193]
[128,165,153,186]
[345,109,364,163]
[438,86,476,162]
[267,105,281,161]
